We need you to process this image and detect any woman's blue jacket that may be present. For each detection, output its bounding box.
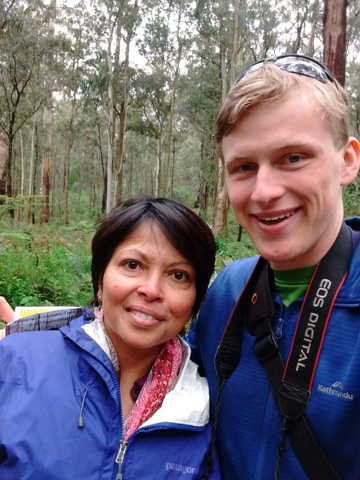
[0,315,220,480]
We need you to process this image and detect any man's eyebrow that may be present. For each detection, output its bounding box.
[275,141,314,151]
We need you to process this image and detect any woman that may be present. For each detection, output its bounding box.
[0,196,219,479]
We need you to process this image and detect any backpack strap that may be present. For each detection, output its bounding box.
[5,307,88,335]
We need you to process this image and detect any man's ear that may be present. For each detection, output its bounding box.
[341,137,360,186]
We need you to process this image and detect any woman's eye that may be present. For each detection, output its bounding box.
[123,260,140,270]
[171,271,189,282]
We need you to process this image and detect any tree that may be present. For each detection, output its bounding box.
[0,0,51,197]
[323,0,348,85]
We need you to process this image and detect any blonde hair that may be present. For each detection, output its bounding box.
[215,63,349,150]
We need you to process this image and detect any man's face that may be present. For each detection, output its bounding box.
[222,92,359,270]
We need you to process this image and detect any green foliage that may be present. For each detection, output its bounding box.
[215,232,257,271]
[0,195,43,219]
[173,185,196,206]
[0,222,93,308]
[344,181,360,218]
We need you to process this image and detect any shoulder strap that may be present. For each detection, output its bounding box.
[5,307,88,335]
[215,224,352,479]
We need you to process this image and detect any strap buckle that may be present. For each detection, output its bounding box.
[254,332,279,363]
[279,381,309,422]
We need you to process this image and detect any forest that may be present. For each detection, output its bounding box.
[0,0,359,311]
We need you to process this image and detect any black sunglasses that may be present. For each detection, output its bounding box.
[235,54,336,85]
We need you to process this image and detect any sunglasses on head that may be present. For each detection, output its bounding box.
[235,54,336,85]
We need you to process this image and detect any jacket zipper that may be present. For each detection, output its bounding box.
[115,440,128,480]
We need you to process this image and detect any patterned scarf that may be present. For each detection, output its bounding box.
[94,308,184,439]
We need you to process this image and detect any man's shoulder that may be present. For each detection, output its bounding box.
[198,255,259,317]
[211,255,259,294]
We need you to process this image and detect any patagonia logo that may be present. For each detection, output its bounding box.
[318,381,354,401]
[165,462,198,475]
[296,278,332,372]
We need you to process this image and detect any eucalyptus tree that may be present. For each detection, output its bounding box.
[113,0,140,204]
[135,0,193,197]
[52,0,96,223]
[323,0,348,85]
[0,0,51,197]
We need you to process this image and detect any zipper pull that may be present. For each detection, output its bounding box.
[115,440,128,479]
[116,440,128,464]
[275,317,284,339]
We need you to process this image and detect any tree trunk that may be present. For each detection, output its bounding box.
[154,134,162,197]
[114,34,131,205]
[28,123,38,224]
[212,13,229,235]
[105,7,120,214]
[196,138,211,213]
[323,0,348,85]
[164,8,183,197]
[307,0,320,57]
[106,126,113,213]
[0,133,9,198]
[63,143,70,224]
[19,130,25,196]
[213,157,228,235]
[41,150,51,223]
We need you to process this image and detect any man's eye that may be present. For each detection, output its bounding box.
[228,162,255,175]
[286,154,303,163]
[238,163,255,171]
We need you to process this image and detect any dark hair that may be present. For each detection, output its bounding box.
[91,196,216,315]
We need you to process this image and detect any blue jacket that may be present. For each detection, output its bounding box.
[189,218,360,479]
[0,315,221,480]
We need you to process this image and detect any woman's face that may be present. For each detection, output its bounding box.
[98,221,196,357]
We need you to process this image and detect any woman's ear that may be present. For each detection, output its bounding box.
[97,287,103,305]
[341,137,360,186]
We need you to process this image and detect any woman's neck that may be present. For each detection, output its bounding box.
[104,325,163,420]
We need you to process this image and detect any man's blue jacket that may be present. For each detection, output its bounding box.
[0,315,221,479]
[189,218,360,479]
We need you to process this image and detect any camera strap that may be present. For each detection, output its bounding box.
[215,223,352,479]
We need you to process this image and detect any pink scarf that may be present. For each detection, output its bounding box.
[124,336,183,439]
[94,309,184,439]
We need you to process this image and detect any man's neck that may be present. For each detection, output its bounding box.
[273,265,315,307]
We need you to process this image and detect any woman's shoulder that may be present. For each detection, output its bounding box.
[0,329,66,360]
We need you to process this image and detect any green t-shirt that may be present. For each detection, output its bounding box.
[273,266,315,307]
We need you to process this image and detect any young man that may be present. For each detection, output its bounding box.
[189,55,360,479]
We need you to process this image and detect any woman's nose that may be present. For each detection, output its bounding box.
[136,274,163,301]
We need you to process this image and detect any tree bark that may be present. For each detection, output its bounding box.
[114,33,131,205]
[0,133,9,198]
[323,0,348,85]
[41,150,51,223]
[213,157,228,235]
[307,0,320,57]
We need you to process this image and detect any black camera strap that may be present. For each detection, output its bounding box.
[215,223,353,479]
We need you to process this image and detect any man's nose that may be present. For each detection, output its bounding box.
[250,166,285,205]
